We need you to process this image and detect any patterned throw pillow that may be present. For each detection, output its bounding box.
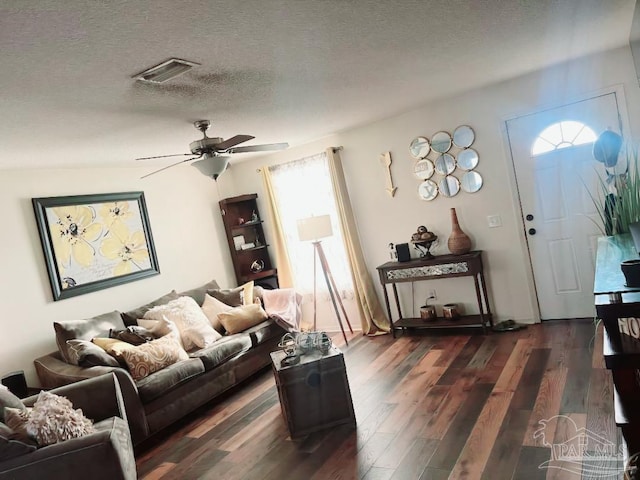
[143,296,222,350]
[119,336,188,381]
[91,338,136,365]
[217,304,269,334]
[5,391,95,446]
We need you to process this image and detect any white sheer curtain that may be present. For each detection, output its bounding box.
[268,152,354,297]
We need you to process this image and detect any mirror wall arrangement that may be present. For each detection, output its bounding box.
[409,125,483,201]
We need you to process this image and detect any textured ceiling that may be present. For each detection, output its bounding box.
[0,0,635,171]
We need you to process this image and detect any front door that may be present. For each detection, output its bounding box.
[506,92,624,319]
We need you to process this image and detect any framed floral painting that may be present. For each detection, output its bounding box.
[32,191,160,301]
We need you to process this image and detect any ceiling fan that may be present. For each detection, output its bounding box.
[136,120,289,180]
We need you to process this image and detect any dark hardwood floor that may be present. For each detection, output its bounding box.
[135,320,624,479]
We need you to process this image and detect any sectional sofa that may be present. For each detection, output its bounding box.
[33,280,286,445]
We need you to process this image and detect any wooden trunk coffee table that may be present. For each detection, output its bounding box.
[270,346,356,439]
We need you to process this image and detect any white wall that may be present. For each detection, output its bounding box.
[5,45,640,387]
[227,45,640,329]
[0,166,235,385]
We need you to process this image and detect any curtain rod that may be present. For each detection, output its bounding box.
[255,146,343,173]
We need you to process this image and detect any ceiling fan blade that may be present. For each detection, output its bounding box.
[215,135,255,150]
[135,153,194,161]
[227,143,289,154]
[140,155,202,179]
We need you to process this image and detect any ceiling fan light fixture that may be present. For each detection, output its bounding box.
[192,155,229,180]
[132,58,200,84]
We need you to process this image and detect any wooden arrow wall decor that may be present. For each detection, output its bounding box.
[380,151,397,197]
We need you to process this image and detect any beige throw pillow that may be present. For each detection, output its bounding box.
[217,304,269,334]
[201,294,233,334]
[120,336,188,381]
[143,296,222,350]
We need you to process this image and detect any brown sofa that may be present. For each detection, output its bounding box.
[0,373,136,480]
[33,280,285,445]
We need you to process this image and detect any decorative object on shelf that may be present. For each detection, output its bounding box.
[418,179,438,201]
[388,242,397,260]
[240,242,255,250]
[621,259,640,288]
[238,217,245,225]
[447,208,472,255]
[278,333,300,367]
[297,215,353,343]
[379,151,397,197]
[431,131,452,153]
[395,242,411,262]
[453,125,475,148]
[32,191,160,301]
[233,235,245,250]
[250,259,265,273]
[251,210,259,222]
[411,225,437,259]
[420,303,437,321]
[442,303,461,319]
[409,136,431,159]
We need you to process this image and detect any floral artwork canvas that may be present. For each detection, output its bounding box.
[33,192,160,301]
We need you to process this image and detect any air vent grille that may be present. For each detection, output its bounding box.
[133,58,200,83]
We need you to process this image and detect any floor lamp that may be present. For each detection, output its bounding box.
[297,215,354,345]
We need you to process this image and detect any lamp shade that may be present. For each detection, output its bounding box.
[191,155,229,179]
[297,214,332,242]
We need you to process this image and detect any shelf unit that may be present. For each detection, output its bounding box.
[376,251,493,337]
[219,193,278,289]
[594,234,640,458]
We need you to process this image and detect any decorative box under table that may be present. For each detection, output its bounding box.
[270,346,356,439]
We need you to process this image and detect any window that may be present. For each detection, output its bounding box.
[268,152,353,295]
[531,120,597,156]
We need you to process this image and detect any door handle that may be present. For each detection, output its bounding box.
[528,228,536,235]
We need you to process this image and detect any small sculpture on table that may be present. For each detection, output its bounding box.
[411,225,437,259]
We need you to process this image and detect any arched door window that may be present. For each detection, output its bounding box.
[531,120,597,156]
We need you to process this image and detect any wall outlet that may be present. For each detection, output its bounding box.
[426,289,437,300]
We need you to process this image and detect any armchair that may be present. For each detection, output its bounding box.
[0,373,136,480]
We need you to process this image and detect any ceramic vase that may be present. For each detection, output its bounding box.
[447,207,472,255]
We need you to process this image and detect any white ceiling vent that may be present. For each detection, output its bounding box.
[133,58,200,83]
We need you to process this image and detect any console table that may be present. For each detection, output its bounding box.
[594,234,640,456]
[376,251,493,337]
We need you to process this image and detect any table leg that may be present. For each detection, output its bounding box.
[473,275,486,334]
[381,284,395,338]
[479,271,493,326]
[392,283,402,338]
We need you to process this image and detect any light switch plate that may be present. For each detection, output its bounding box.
[487,215,502,228]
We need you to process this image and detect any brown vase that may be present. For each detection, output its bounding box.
[448,208,472,255]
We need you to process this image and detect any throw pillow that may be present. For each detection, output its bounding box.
[207,286,243,307]
[4,407,31,442]
[91,338,136,364]
[66,339,121,368]
[136,318,183,343]
[143,296,222,350]
[201,293,233,334]
[119,336,189,381]
[109,326,155,345]
[0,386,26,423]
[0,423,36,461]
[120,290,180,326]
[242,281,255,306]
[178,279,221,306]
[217,304,269,334]
[54,310,125,364]
[8,391,96,446]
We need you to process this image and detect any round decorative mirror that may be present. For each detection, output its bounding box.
[418,180,438,201]
[414,159,435,179]
[461,171,483,193]
[453,125,475,148]
[439,176,460,197]
[431,131,452,153]
[434,153,456,175]
[456,148,479,171]
[409,136,431,159]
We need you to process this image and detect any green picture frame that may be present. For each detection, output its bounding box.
[32,191,160,301]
